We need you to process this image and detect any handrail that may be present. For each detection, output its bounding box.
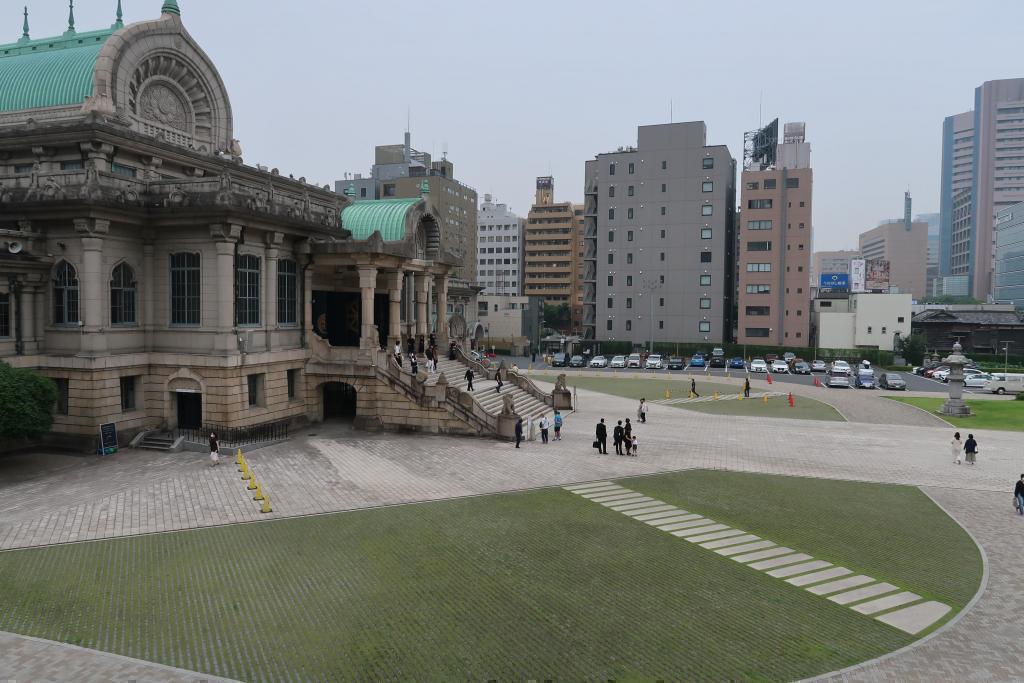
[176,419,290,448]
[507,366,554,407]
[453,343,495,380]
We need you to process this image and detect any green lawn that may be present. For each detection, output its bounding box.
[546,375,845,421]
[0,472,980,681]
[886,396,1024,432]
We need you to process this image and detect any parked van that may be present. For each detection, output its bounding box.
[983,373,1024,395]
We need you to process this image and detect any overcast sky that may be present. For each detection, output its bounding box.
[19,1,1024,250]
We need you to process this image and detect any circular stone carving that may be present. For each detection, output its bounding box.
[139,83,190,132]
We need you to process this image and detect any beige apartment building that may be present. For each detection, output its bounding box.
[736,121,813,346]
[858,220,928,298]
[524,177,582,330]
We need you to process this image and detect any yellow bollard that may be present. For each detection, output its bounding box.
[260,495,272,513]
[253,482,265,501]
[235,448,243,466]
[738,394,744,401]
[763,395,769,404]
[688,391,695,399]
[247,474,258,491]
[713,391,719,400]
[665,389,671,399]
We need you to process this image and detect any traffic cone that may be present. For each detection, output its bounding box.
[237,455,246,472]
[789,392,795,407]
[241,462,251,481]
[253,482,265,501]
[260,495,272,513]
[247,474,258,491]
[235,448,243,466]
[763,395,769,404]
[766,374,773,385]
[713,391,719,400]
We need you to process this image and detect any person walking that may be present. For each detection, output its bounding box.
[623,418,633,456]
[539,415,550,444]
[429,332,436,349]
[1015,474,1024,515]
[690,377,699,398]
[964,433,979,465]
[495,372,504,393]
[553,410,563,440]
[951,431,963,465]
[613,420,624,455]
[638,398,647,424]
[531,348,537,364]
[409,352,419,376]
[465,367,475,391]
[595,419,608,454]
[407,336,416,357]
[394,340,403,368]
[630,433,638,457]
[418,335,425,355]
[743,377,751,398]
[208,431,220,467]
[514,417,523,448]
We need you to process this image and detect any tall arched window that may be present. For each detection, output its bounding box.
[110,263,137,325]
[235,254,261,326]
[53,261,80,325]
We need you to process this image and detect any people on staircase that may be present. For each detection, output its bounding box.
[465,367,475,391]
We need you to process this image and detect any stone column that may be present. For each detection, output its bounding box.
[358,265,379,349]
[32,278,45,346]
[142,243,155,349]
[19,283,38,355]
[211,224,242,355]
[414,273,429,341]
[434,274,449,345]
[384,269,403,350]
[265,243,279,352]
[74,218,109,356]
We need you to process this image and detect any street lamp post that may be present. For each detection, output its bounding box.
[639,275,664,355]
[1001,341,1013,374]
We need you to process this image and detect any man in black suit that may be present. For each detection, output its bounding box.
[595,418,608,454]
[613,420,625,455]
[464,367,475,391]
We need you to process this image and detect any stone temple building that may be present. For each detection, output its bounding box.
[0,1,546,448]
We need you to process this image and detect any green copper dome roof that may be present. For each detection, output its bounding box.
[0,28,114,113]
[341,198,420,241]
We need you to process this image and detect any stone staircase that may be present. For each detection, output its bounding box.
[430,358,553,423]
[137,431,177,451]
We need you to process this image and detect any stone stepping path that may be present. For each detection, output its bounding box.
[563,482,951,636]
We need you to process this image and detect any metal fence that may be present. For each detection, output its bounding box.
[176,419,290,448]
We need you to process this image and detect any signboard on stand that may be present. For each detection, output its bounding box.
[99,423,118,455]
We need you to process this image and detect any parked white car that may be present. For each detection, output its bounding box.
[627,353,642,368]
[964,373,993,388]
[749,358,768,373]
[770,359,790,374]
[589,355,608,368]
[610,355,627,368]
[831,360,851,375]
[645,354,663,369]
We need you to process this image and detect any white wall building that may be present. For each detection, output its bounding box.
[477,195,524,295]
[817,293,912,351]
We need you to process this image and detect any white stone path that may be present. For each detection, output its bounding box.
[564,482,952,636]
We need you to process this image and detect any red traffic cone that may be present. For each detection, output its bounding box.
[788,392,795,407]
[766,373,773,385]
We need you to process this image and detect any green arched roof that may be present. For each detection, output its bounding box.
[341,198,420,241]
[0,29,114,113]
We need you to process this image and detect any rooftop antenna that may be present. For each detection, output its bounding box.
[442,141,448,161]
[759,90,763,128]
[20,6,30,42]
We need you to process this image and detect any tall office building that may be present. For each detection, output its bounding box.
[336,132,479,283]
[858,194,928,298]
[523,177,583,328]
[994,202,1024,305]
[583,121,737,346]
[476,195,524,295]
[736,121,812,346]
[939,79,1024,299]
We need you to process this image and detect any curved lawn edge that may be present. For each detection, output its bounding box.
[808,486,989,682]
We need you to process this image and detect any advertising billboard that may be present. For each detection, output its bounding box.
[850,259,866,293]
[818,273,849,293]
[865,259,891,293]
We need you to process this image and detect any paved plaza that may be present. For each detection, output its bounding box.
[1,384,1022,681]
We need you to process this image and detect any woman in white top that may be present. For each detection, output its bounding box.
[951,431,962,464]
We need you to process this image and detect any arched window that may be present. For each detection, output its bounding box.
[235,254,261,326]
[110,263,137,325]
[53,261,80,325]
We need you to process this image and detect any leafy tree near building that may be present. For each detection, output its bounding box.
[897,333,927,366]
[543,303,572,333]
[0,363,58,440]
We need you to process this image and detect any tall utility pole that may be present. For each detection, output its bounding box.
[639,275,664,354]
[1001,341,1013,374]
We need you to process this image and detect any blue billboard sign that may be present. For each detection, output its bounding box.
[819,273,849,292]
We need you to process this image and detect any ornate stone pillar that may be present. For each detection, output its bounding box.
[358,265,379,350]
[211,224,242,354]
[142,243,155,349]
[19,283,38,355]
[265,233,282,350]
[414,273,429,341]
[434,274,449,344]
[74,218,109,356]
[384,269,403,349]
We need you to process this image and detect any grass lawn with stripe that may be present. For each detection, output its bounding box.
[885,395,1024,432]
[0,473,977,681]
[545,375,845,421]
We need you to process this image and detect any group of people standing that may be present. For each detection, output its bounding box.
[394,333,443,376]
[594,404,644,457]
[513,411,562,448]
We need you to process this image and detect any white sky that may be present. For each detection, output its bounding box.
[17,0,1024,250]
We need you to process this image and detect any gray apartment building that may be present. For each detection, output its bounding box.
[583,122,736,346]
[994,202,1024,305]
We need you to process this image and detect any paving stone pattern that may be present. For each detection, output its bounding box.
[564,483,951,636]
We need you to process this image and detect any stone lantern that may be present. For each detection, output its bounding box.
[939,341,973,417]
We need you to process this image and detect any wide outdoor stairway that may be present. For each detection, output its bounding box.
[430,358,553,423]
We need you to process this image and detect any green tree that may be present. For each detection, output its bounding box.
[898,333,927,366]
[0,363,57,440]
[543,303,572,333]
